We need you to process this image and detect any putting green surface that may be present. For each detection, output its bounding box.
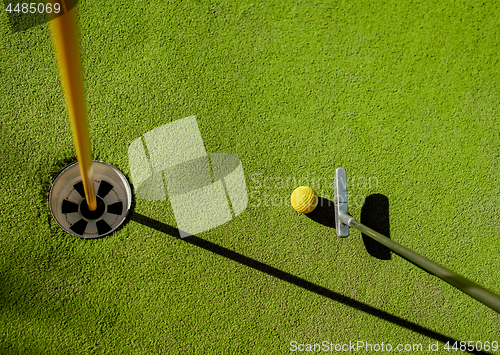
[1,0,500,353]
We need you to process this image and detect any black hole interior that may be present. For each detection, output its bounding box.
[80,197,106,220]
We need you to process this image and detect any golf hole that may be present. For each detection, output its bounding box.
[49,160,133,239]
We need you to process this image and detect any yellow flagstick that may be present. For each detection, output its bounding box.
[48,5,96,211]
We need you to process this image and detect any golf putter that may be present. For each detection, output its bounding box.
[334,168,500,313]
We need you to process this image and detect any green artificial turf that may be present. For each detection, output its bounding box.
[1,0,500,353]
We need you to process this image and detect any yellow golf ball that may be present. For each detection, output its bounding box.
[290,186,318,214]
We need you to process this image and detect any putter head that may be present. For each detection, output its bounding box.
[334,168,350,237]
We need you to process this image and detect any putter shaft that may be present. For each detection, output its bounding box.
[344,214,500,313]
[334,167,500,313]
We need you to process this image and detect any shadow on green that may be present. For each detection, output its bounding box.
[305,197,335,228]
[361,194,392,260]
[4,0,79,33]
[130,211,492,355]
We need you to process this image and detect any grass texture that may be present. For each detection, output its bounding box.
[1,0,500,353]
